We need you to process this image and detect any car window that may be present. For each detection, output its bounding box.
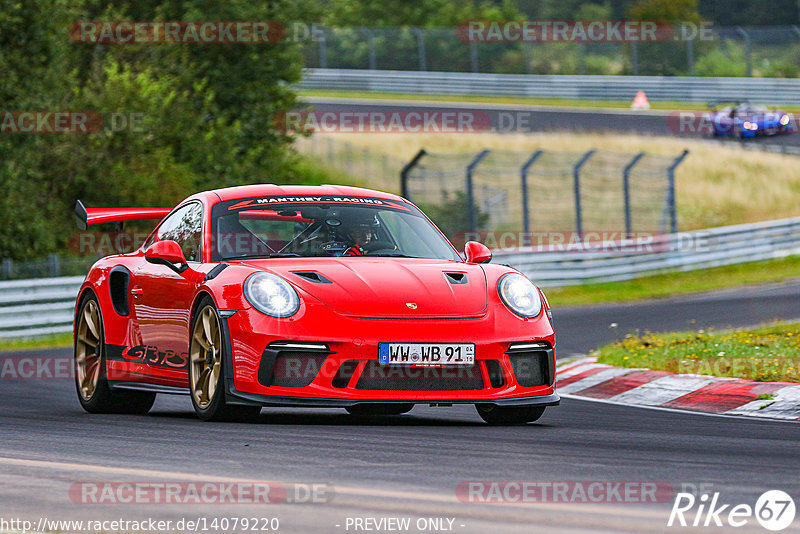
[146,202,203,262]
[378,210,448,258]
[210,198,461,261]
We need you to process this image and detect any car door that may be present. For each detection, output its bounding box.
[131,201,204,381]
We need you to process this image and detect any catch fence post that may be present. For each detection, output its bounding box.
[411,27,427,71]
[520,150,544,244]
[573,150,595,239]
[1,258,12,280]
[466,150,491,232]
[623,152,646,238]
[365,28,377,70]
[318,28,328,68]
[667,150,690,234]
[400,149,427,200]
[737,27,752,77]
[49,254,60,277]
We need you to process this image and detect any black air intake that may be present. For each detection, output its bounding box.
[258,342,333,387]
[506,342,554,387]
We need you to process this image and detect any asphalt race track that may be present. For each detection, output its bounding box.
[2,282,799,533]
[304,96,800,149]
[555,279,800,356]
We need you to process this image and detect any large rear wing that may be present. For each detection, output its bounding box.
[74,200,172,230]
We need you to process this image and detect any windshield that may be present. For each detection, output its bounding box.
[210,195,461,262]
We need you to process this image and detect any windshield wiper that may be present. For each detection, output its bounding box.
[366,252,417,257]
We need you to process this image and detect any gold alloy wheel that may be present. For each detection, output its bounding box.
[190,306,222,409]
[75,300,102,401]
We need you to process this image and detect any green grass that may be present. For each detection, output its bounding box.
[299,88,711,111]
[545,256,800,307]
[594,322,800,382]
[300,89,800,114]
[0,332,73,352]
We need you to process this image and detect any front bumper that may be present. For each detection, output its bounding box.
[220,303,558,407]
[226,391,560,408]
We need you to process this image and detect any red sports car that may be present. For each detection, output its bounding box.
[73,185,558,424]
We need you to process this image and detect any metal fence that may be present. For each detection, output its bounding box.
[401,148,689,241]
[300,68,800,104]
[2,216,798,338]
[301,25,800,78]
[0,255,97,281]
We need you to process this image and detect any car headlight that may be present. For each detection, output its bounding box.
[244,272,300,318]
[780,114,790,126]
[498,273,542,318]
[743,121,758,131]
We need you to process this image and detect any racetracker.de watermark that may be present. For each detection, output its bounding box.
[457,481,674,504]
[0,357,73,380]
[69,21,285,43]
[451,230,711,254]
[68,232,151,256]
[70,482,333,505]
[276,109,491,134]
[457,20,714,42]
[0,111,144,134]
[667,111,796,136]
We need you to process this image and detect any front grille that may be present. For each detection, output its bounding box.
[271,352,328,387]
[356,361,484,391]
[506,342,554,387]
[485,360,505,388]
[508,353,548,387]
[258,342,333,388]
[332,360,360,388]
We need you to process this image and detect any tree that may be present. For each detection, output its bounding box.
[0,0,78,258]
[626,0,704,75]
[698,0,799,26]
[323,0,522,28]
[1,0,318,259]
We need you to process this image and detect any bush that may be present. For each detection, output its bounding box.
[694,48,747,77]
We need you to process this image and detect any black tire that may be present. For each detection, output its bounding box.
[475,404,545,425]
[189,296,261,422]
[74,293,156,415]
[346,403,414,416]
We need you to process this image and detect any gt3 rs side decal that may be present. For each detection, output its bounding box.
[106,344,188,370]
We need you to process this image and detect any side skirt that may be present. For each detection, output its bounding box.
[109,381,190,396]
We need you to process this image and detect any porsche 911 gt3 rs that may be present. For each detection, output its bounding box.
[73,184,559,424]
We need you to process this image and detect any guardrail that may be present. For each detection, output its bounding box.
[1,217,798,338]
[300,69,800,105]
[495,216,800,287]
[300,25,800,79]
[0,276,83,339]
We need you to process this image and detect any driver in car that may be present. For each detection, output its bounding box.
[343,220,375,256]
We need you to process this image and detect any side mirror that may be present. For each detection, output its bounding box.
[464,241,492,264]
[145,240,188,274]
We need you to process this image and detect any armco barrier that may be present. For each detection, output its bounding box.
[0,276,83,339]
[494,216,800,287]
[1,217,799,338]
[300,69,800,105]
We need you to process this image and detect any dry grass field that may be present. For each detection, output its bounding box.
[308,132,800,231]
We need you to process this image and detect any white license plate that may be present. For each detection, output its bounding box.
[378,343,475,366]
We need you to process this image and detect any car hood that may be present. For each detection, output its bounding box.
[239,258,488,318]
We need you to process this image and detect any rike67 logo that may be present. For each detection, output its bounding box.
[668,490,796,531]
